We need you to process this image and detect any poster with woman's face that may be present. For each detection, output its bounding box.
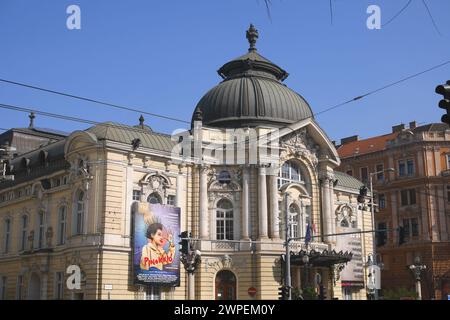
[133,204,180,287]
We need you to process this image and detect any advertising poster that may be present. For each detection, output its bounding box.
[133,203,181,287]
[336,226,365,287]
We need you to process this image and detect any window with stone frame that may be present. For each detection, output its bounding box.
[37,210,46,249]
[376,164,384,181]
[132,190,141,201]
[16,275,24,300]
[398,160,406,177]
[400,189,416,206]
[289,204,300,239]
[3,219,10,253]
[378,194,386,210]
[57,206,67,245]
[216,199,234,240]
[407,159,415,176]
[376,222,387,247]
[167,195,176,206]
[20,215,28,251]
[54,272,64,300]
[75,191,85,235]
[360,167,368,184]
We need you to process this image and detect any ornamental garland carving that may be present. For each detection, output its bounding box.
[280,129,320,169]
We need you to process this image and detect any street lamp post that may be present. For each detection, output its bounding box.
[368,167,394,300]
[409,256,427,300]
[284,192,292,300]
[180,235,201,300]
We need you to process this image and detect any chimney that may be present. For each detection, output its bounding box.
[409,121,417,130]
[392,124,405,133]
[340,135,359,145]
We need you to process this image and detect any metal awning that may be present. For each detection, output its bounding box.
[289,249,353,267]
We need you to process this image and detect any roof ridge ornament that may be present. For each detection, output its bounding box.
[246,24,259,52]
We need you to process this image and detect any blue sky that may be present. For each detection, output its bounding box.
[1,0,450,142]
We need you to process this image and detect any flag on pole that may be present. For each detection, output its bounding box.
[305,223,312,245]
[311,223,317,242]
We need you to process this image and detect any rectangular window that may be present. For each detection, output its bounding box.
[409,189,416,205]
[378,194,386,210]
[4,220,10,253]
[55,272,64,300]
[376,222,387,247]
[167,195,176,206]
[403,219,410,240]
[21,216,28,251]
[38,211,45,249]
[401,190,408,206]
[447,186,450,203]
[411,218,419,237]
[0,276,6,300]
[407,159,414,176]
[398,160,406,177]
[360,167,368,184]
[132,190,141,201]
[376,164,384,181]
[58,207,67,245]
[16,276,23,300]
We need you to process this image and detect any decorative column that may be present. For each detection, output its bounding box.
[320,172,332,244]
[258,165,269,239]
[241,166,250,240]
[176,164,186,231]
[199,165,209,239]
[269,173,280,239]
[328,173,336,243]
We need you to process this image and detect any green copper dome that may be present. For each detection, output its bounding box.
[192,24,314,128]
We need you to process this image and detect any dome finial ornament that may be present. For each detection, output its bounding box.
[139,115,145,128]
[246,24,259,52]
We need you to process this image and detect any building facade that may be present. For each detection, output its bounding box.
[337,122,450,300]
[0,26,374,300]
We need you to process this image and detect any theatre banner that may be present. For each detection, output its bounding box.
[133,203,181,287]
[336,226,365,287]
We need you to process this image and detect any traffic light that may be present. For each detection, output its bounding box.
[436,80,450,125]
[179,231,190,255]
[398,226,406,246]
[358,186,368,203]
[278,286,288,300]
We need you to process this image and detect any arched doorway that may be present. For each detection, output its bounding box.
[215,270,236,300]
[28,273,41,300]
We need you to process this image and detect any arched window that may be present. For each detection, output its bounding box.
[75,191,85,235]
[216,199,233,240]
[57,206,67,245]
[38,211,45,248]
[3,219,10,253]
[20,215,28,251]
[147,193,162,204]
[278,161,305,189]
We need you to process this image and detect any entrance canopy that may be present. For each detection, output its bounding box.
[290,249,353,268]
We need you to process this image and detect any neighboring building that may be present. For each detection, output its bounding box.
[0,25,374,300]
[337,122,450,300]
